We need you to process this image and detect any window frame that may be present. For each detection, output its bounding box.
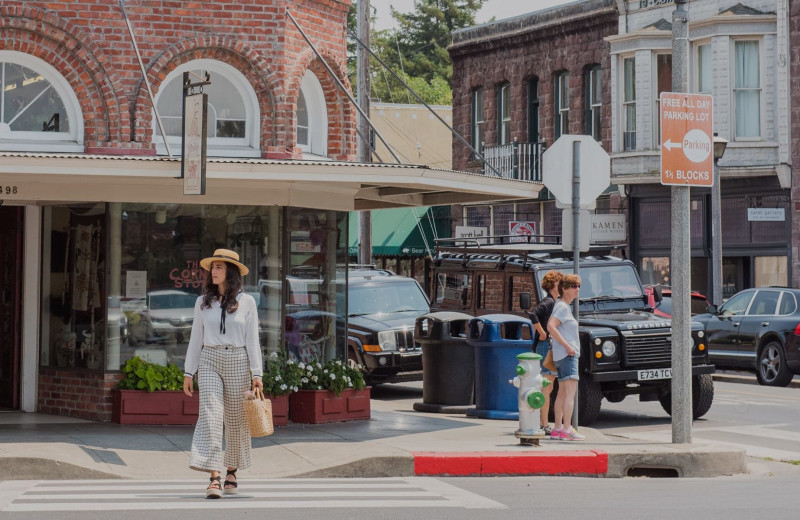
[527,77,539,143]
[621,56,636,151]
[497,82,511,145]
[153,59,261,157]
[653,52,672,147]
[297,70,328,157]
[695,41,712,95]
[585,65,602,141]
[554,71,569,139]
[732,38,762,141]
[471,87,485,158]
[0,50,84,152]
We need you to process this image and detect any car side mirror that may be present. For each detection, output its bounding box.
[706,304,718,315]
[519,292,531,310]
[652,285,663,303]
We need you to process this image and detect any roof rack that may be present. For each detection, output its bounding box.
[434,235,621,257]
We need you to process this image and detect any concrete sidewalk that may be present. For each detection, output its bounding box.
[0,390,749,480]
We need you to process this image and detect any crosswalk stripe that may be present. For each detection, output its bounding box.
[2,477,506,512]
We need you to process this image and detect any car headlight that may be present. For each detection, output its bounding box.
[378,330,398,351]
[601,340,617,357]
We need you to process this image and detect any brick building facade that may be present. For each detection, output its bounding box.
[0,0,356,160]
[449,0,621,243]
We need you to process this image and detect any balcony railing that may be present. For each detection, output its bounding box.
[481,139,546,182]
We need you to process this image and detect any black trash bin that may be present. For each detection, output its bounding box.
[412,312,475,413]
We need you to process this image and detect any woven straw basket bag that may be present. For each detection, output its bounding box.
[244,387,274,437]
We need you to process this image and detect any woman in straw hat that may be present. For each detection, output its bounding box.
[183,249,263,498]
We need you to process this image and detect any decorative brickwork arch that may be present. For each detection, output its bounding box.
[133,36,283,156]
[287,49,356,161]
[0,5,128,149]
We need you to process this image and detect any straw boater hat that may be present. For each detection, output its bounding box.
[200,249,249,276]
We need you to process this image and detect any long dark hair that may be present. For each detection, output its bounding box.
[202,262,242,313]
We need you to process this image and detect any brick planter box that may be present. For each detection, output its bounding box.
[268,394,289,427]
[112,389,198,425]
[288,388,371,424]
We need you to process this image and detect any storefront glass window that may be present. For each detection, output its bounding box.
[640,257,670,286]
[754,256,787,288]
[106,204,284,371]
[40,204,107,370]
[285,208,348,364]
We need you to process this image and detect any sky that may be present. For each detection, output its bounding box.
[371,0,577,31]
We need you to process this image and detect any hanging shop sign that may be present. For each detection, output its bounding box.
[182,71,209,196]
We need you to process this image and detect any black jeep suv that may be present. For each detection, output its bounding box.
[429,242,715,425]
[345,268,430,385]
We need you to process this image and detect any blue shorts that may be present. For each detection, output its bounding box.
[534,339,555,376]
[555,355,580,381]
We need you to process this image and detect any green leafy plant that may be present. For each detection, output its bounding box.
[116,356,185,392]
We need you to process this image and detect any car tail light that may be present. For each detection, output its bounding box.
[794,323,800,336]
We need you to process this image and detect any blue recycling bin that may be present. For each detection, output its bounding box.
[466,314,534,420]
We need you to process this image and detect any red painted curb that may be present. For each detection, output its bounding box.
[412,451,608,476]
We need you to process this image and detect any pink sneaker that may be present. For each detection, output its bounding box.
[563,428,585,441]
[550,428,565,440]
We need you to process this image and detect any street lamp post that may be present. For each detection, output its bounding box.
[711,134,728,307]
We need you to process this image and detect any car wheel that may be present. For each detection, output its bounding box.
[546,378,602,426]
[578,377,603,426]
[658,374,715,419]
[756,341,794,387]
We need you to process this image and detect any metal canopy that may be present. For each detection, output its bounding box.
[0,153,542,211]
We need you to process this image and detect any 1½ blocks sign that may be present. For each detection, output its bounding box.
[660,92,713,187]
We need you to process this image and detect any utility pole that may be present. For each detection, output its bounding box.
[357,0,372,266]
[670,0,692,444]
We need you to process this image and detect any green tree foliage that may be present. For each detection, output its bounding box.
[347,0,485,105]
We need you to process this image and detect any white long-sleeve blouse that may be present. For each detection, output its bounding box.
[183,292,263,379]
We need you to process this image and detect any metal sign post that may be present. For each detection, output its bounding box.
[182,71,209,196]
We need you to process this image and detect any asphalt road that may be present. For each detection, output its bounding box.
[2,373,799,519]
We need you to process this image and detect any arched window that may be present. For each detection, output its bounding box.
[153,59,260,157]
[0,51,83,152]
[296,70,327,158]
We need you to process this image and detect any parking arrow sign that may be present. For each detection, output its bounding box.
[660,92,713,187]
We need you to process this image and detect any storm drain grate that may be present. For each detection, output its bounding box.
[626,466,680,478]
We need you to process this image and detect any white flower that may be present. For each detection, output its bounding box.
[316,363,322,369]
[280,383,287,390]
[269,352,279,359]
[292,386,299,392]
[311,375,318,382]
[298,362,306,370]
[317,385,323,390]
[287,359,295,365]
[301,377,308,384]
[335,360,342,366]
[329,374,336,380]
[273,375,281,382]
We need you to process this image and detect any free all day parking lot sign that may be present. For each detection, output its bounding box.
[660,92,713,187]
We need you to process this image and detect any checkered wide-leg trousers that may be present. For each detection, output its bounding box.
[189,345,253,472]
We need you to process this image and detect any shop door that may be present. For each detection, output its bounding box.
[0,206,23,410]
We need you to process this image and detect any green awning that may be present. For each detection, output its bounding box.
[348,207,450,257]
